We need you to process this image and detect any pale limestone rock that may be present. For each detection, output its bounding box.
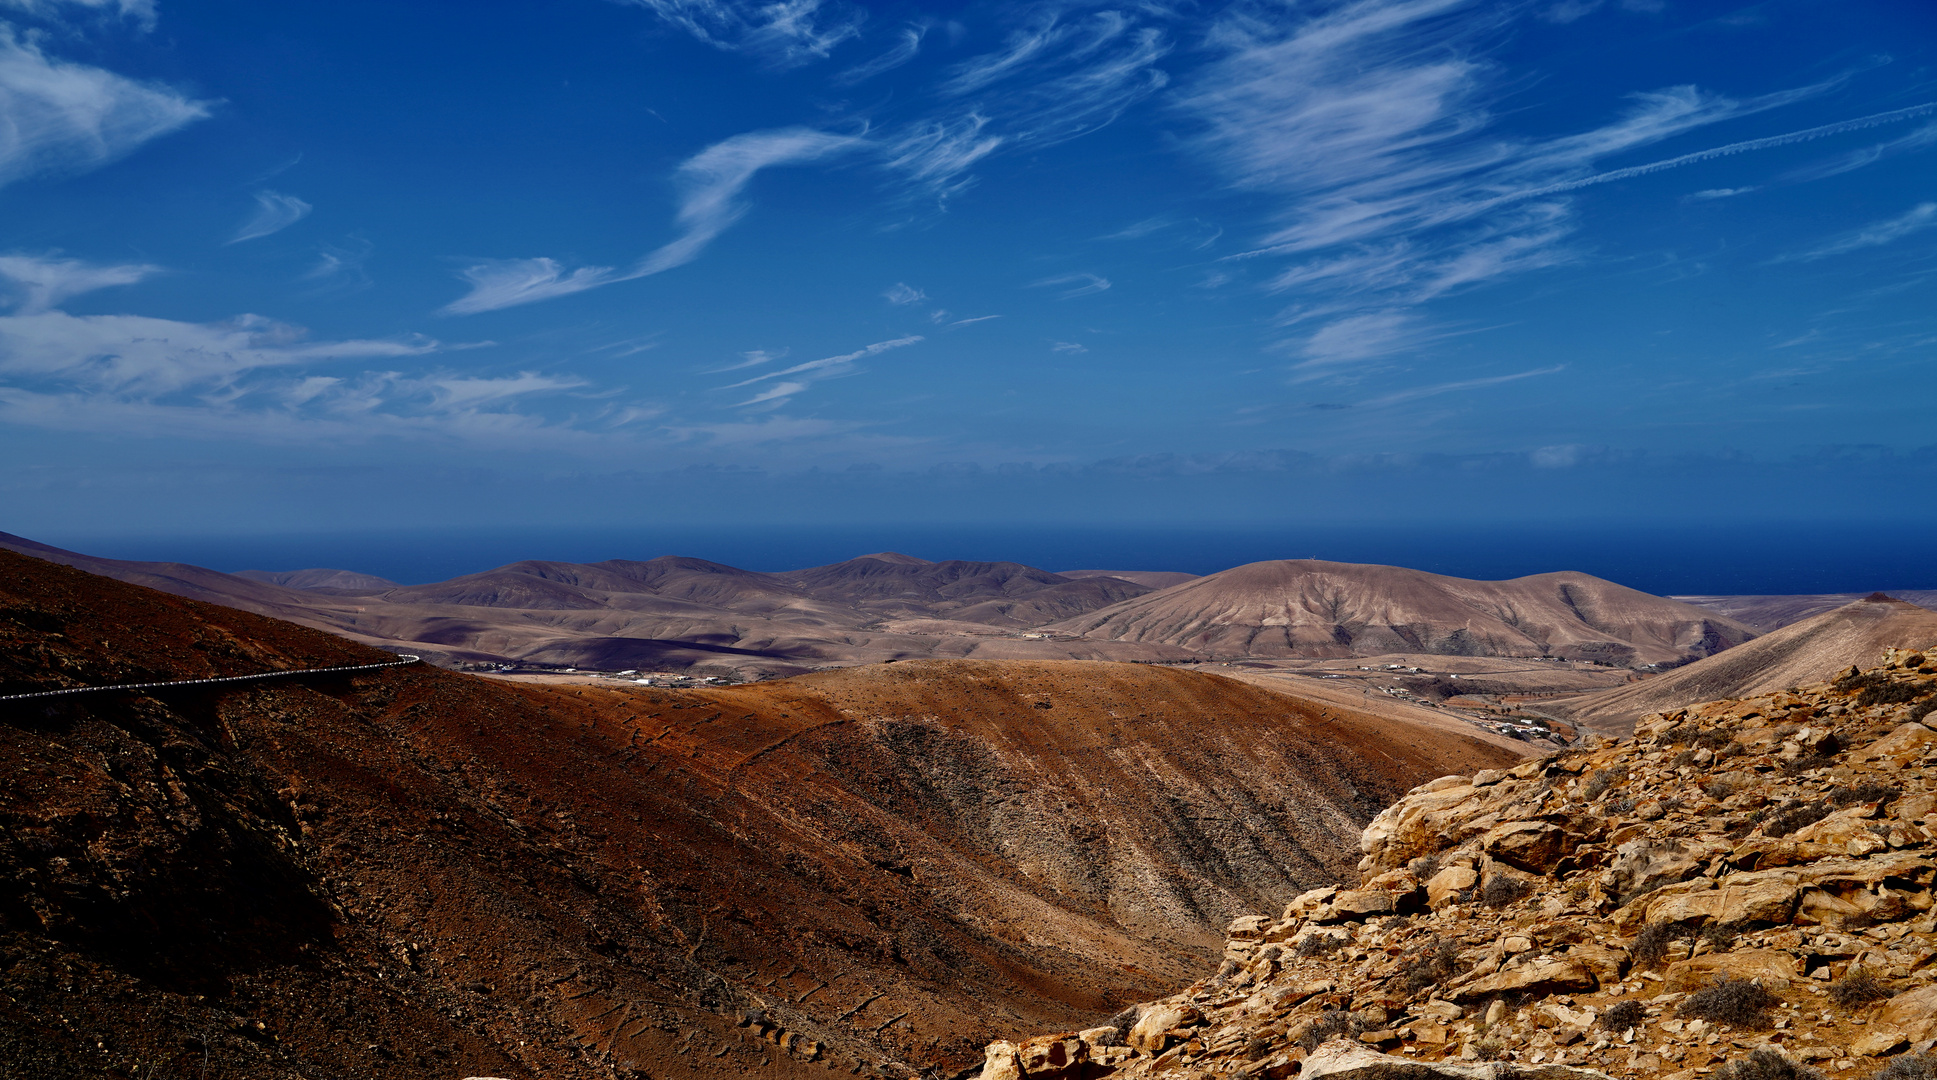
[1878,985,1937,1042]
[1598,839,1705,906]
[1484,821,1570,874]
[1301,1039,1615,1080]
[1428,866,1480,909]
[1451,958,1598,1002]
[1663,948,1799,993]
[982,1041,1023,1080]
[1126,1002,1200,1053]
[1852,1030,1909,1058]
[1854,723,1937,766]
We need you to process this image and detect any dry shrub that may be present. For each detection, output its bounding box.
[1830,782,1899,808]
[1913,698,1937,724]
[1408,853,1441,880]
[1695,728,1735,750]
[1869,1053,1937,1080]
[1701,922,1739,950]
[1633,922,1676,968]
[1401,936,1465,994]
[1705,777,1739,801]
[1480,875,1531,909]
[1857,681,1929,708]
[1472,1038,1507,1061]
[1678,976,1781,1028]
[1297,1010,1357,1052]
[1718,1049,1824,1080]
[1602,1000,1644,1031]
[1584,770,1617,800]
[1828,968,1891,1008]
[1296,932,1347,958]
[1781,755,1837,776]
[1673,749,1702,767]
[1604,795,1638,816]
[1765,799,1832,835]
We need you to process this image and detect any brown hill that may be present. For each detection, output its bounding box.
[0,533,1183,678]
[1048,559,1757,667]
[1059,570,1202,590]
[1550,593,1937,733]
[232,568,400,591]
[1676,589,1937,631]
[0,549,1517,1080]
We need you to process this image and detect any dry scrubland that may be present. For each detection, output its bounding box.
[981,646,1937,1080]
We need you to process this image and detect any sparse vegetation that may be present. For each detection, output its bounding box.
[1678,976,1781,1028]
[1857,680,1929,708]
[1480,875,1531,908]
[1295,932,1347,958]
[1830,782,1899,808]
[1765,799,1833,835]
[1296,1010,1357,1052]
[1782,754,1837,776]
[1705,777,1739,801]
[1603,794,1637,816]
[1401,935,1465,994]
[1869,1053,1937,1080]
[1408,853,1441,880]
[1701,922,1739,950]
[1695,727,1735,750]
[1602,1000,1644,1031]
[1717,1048,1825,1080]
[1471,1038,1508,1061]
[1583,769,1617,800]
[1633,921,1676,968]
[1828,967,1891,1008]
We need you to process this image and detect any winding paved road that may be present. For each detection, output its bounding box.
[0,655,422,703]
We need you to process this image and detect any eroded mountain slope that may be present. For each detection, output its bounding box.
[1049,561,1758,667]
[1553,595,1937,734]
[0,549,1517,1080]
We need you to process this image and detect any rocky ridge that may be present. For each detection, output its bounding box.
[982,645,1937,1080]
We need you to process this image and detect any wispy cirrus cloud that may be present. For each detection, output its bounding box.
[0,306,623,448]
[1779,202,1937,263]
[1,0,155,29]
[0,26,208,188]
[1178,0,1910,374]
[0,252,159,313]
[836,24,922,84]
[1361,364,1563,406]
[444,126,861,315]
[1031,272,1110,299]
[228,190,313,244]
[614,0,863,68]
[884,282,925,304]
[720,333,922,408]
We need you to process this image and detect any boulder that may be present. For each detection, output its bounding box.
[1449,957,1598,1002]
[1619,869,1801,930]
[1879,986,1937,1042]
[1597,839,1705,906]
[1664,949,1800,993]
[1566,942,1631,986]
[1321,889,1396,923]
[1125,1002,1201,1053]
[1854,724,1937,767]
[1794,806,1885,848]
[1853,1030,1910,1058]
[1484,821,1571,874]
[1017,1035,1087,1080]
[1426,866,1479,909]
[1300,1039,1615,1080]
[983,1041,1024,1080]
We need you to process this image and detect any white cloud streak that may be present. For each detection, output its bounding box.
[836,24,922,84]
[884,282,925,304]
[615,0,863,68]
[1031,272,1110,299]
[1178,0,1881,371]
[1361,364,1564,406]
[0,253,158,313]
[1,0,155,29]
[449,127,860,315]
[1780,202,1937,263]
[0,26,209,187]
[444,127,860,315]
[228,190,314,244]
[719,334,923,408]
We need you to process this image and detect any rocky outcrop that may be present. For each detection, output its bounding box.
[982,644,1937,1080]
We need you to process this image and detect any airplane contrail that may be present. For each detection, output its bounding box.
[1519,101,1937,199]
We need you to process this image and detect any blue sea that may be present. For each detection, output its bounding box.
[36,522,1937,597]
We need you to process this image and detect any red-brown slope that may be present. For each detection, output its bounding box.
[1050,559,1758,666]
[1550,593,1937,733]
[0,550,1516,1080]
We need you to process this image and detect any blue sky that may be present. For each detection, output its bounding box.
[1,0,1935,541]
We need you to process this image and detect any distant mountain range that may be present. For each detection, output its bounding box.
[2,532,1852,679]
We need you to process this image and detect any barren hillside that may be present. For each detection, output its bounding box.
[0,549,1517,1080]
[1049,560,1758,667]
[1552,594,1937,733]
